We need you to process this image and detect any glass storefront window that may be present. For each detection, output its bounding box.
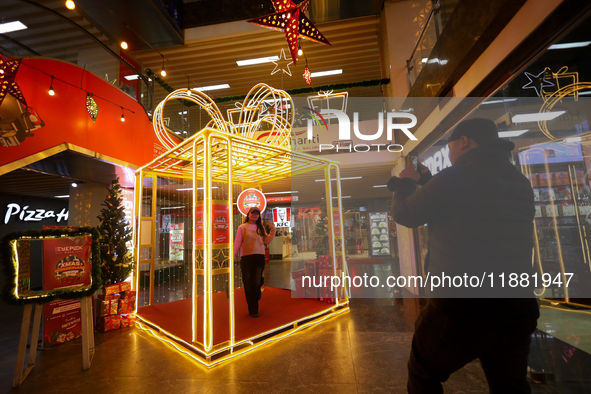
[416,13,591,392]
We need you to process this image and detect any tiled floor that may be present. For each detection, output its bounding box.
[0,258,561,393]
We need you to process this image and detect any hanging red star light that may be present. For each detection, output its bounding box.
[247,0,331,65]
[0,55,26,107]
[303,65,311,85]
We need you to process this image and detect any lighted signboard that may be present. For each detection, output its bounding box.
[237,189,267,216]
[273,207,291,228]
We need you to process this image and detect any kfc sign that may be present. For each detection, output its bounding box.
[273,207,291,228]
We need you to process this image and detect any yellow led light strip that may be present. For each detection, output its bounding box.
[136,305,350,367]
[137,300,349,358]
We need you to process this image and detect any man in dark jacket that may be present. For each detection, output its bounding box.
[388,118,539,393]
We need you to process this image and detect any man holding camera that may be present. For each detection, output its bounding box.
[388,118,539,393]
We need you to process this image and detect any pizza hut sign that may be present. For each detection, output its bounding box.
[3,203,69,225]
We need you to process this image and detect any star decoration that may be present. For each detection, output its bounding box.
[86,93,99,122]
[271,48,293,76]
[303,65,311,85]
[248,0,331,65]
[522,70,555,97]
[0,55,26,107]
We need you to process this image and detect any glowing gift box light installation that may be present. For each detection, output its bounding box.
[133,84,349,366]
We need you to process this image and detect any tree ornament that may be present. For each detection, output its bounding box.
[303,65,312,86]
[248,0,331,65]
[271,48,293,76]
[0,55,26,107]
[86,93,99,122]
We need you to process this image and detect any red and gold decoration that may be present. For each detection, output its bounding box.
[86,93,99,122]
[237,188,267,216]
[0,55,26,107]
[247,0,331,65]
[303,65,312,85]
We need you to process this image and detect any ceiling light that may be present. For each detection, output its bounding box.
[71,182,78,188]
[48,76,55,96]
[178,111,188,115]
[498,130,529,138]
[176,187,218,191]
[236,56,280,66]
[373,185,387,188]
[315,176,362,182]
[55,195,70,198]
[564,137,582,143]
[0,21,28,34]
[193,84,231,92]
[160,55,166,77]
[120,107,126,122]
[548,41,591,50]
[321,196,351,199]
[161,206,186,210]
[480,98,518,105]
[124,74,139,80]
[264,191,298,195]
[512,111,565,123]
[578,91,591,95]
[310,69,343,78]
[65,0,75,10]
[120,41,128,50]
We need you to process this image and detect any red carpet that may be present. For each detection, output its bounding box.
[347,258,385,264]
[137,287,335,346]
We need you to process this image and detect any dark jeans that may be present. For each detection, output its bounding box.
[408,303,537,394]
[240,254,265,315]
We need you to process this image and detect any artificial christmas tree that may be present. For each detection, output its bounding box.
[97,178,133,286]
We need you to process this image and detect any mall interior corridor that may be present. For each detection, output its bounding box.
[0,259,564,394]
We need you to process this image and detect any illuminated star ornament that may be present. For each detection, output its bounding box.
[0,55,26,107]
[303,65,311,85]
[248,0,331,65]
[271,48,293,76]
[522,70,555,97]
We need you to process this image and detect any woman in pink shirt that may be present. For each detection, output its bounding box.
[234,206,275,317]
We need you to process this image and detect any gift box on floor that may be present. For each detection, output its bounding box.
[119,281,132,292]
[291,269,305,279]
[102,283,121,296]
[97,315,120,332]
[98,298,119,317]
[120,314,136,328]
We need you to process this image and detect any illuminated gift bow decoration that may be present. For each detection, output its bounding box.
[0,55,26,107]
[533,66,591,140]
[153,83,296,163]
[247,0,331,65]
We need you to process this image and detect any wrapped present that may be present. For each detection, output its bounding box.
[304,261,316,276]
[119,314,136,328]
[98,293,121,301]
[119,281,132,292]
[295,278,306,298]
[97,315,120,332]
[305,286,318,300]
[291,269,305,279]
[118,300,130,314]
[103,283,121,296]
[98,299,119,317]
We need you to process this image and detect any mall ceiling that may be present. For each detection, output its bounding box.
[0,0,393,202]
